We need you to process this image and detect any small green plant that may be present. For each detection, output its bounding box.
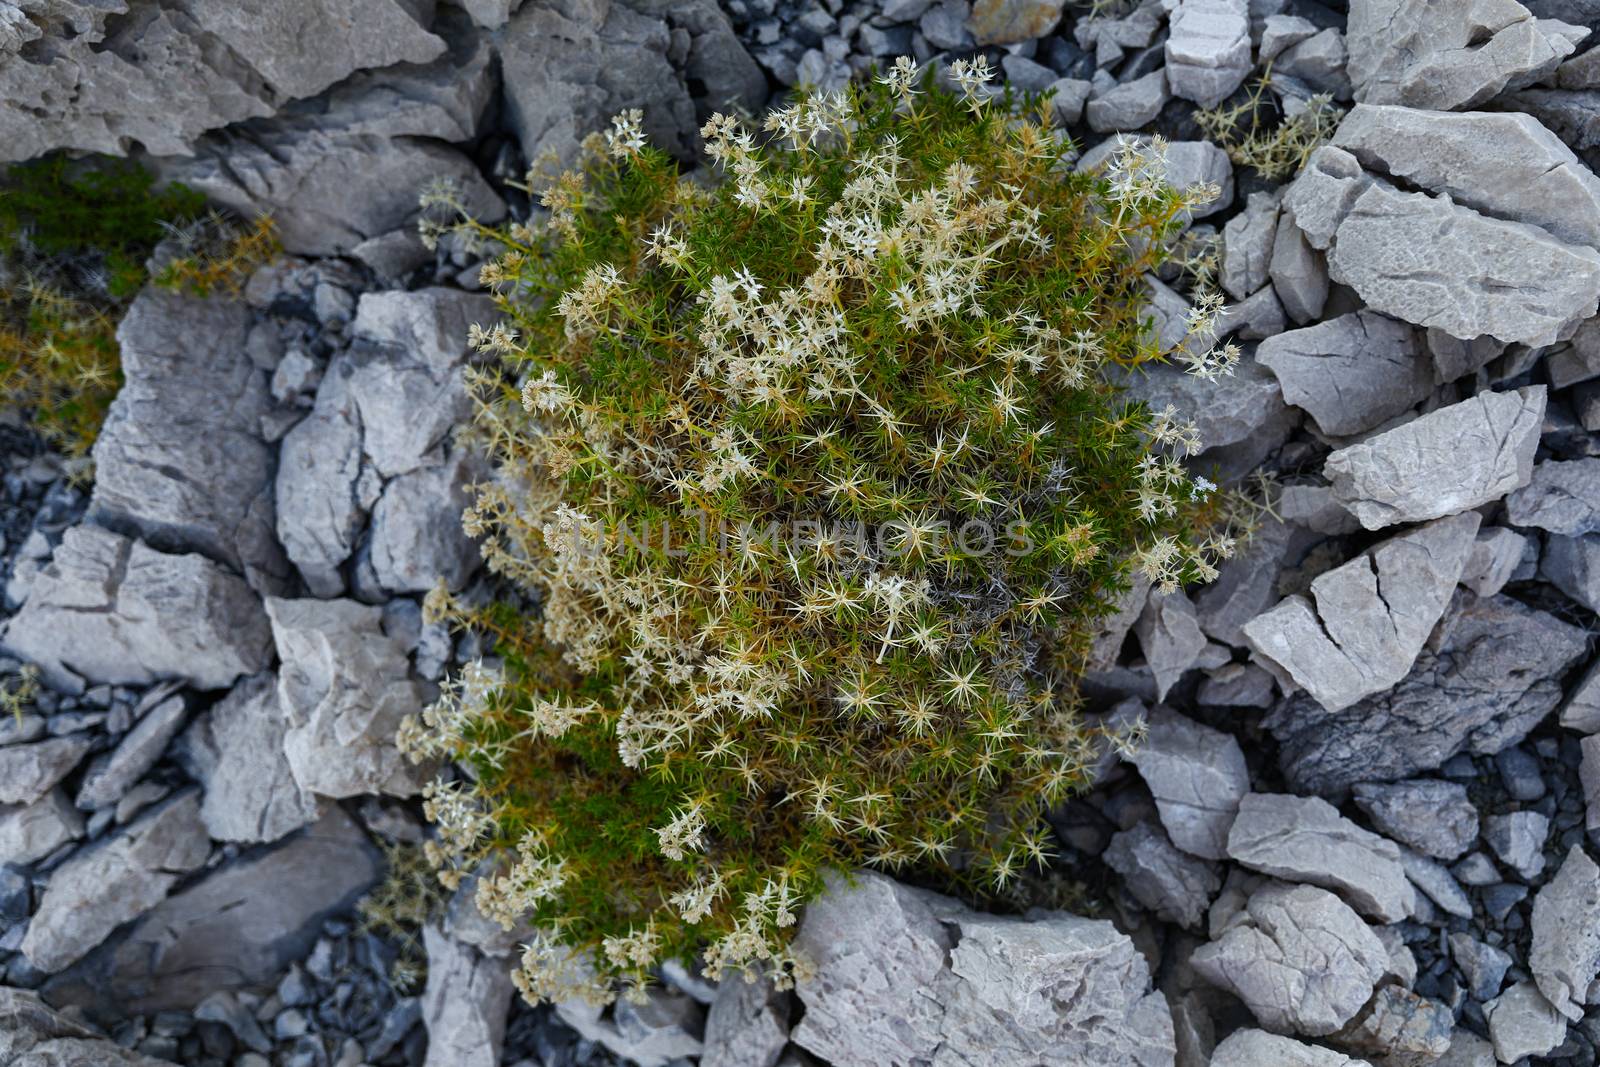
[1195,69,1343,181]
[153,211,282,297]
[403,59,1234,1006]
[0,155,208,455]
[1,665,40,727]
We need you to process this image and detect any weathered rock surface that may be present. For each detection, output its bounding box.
[47,805,382,1015]
[1193,517,1312,647]
[1127,707,1250,861]
[1401,848,1474,919]
[22,790,211,974]
[1346,0,1581,110]
[267,596,429,799]
[792,870,1175,1067]
[558,985,705,1067]
[275,360,370,597]
[1350,779,1478,860]
[90,290,286,592]
[0,987,171,1067]
[1459,527,1527,597]
[702,974,790,1067]
[1484,980,1569,1062]
[0,734,94,806]
[1326,388,1544,529]
[1256,311,1429,437]
[0,526,273,692]
[1332,985,1453,1066]
[1209,1029,1367,1067]
[1104,820,1221,929]
[1163,0,1251,108]
[1227,794,1414,922]
[74,693,188,811]
[1451,933,1513,1003]
[1529,845,1600,1021]
[1332,104,1600,250]
[1222,191,1281,302]
[0,788,84,868]
[368,449,482,594]
[1242,513,1480,713]
[1506,458,1600,535]
[1191,882,1387,1036]
[970,0,1067,44]
[421,924,515,1067]
[1265,594,1588,795]
[1543,532,1600,611]
[185,672,319,844]
[1134,589,1207,701]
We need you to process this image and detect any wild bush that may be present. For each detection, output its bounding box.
[403,59,1234,1004]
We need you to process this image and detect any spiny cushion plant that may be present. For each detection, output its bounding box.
[402,58,1237,1005]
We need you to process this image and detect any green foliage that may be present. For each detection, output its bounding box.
[153,211,282,297]
[403,61,1234,1006]
[0,155,208,455]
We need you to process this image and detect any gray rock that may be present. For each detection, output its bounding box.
[1346,0,1579,110]
[1226,793,1415,922]
[1268,208,1329,325]
[1193,517,1311,646]
[1283,146,1371,251]
[1197,662,1278,708]
[1529,845,1600,1020]
[1508,87,1600,151]
[47,805,382,1015]
[1260,15,1320,60]
[1209,1029,1368,1066]
[1216,284,1287,341]
[1484,980,1568,1063]
[1191,882,1387,1036]
[1265,594,1587,795]
[1134,589,1207,701]
[1350,779,1478,860]
[1543,532,1600,611]
[459,0,527,28]
[1048,77,1093,126]
[90,289,287,591]
[1222,191,1282,301]
[1324,182,1600,346]
[0,526,273,692]
[74,694,187,811]
[1434,1030,1495,1067]
[1105,820,1220,929]
[0,0,445,162]
[1274,28,1350,97]
[275,359,367,597]
[1127,707,1250,861]
[1583,735,1600,831]
[22,790,210,974]
[560,985,706,1067]
[1332,104,1600,251]
[1111,356,1290,462]
[0,734,93,806]
[186,672,319,844]
[0,788,84,868]
[1450,933,1513,1003]
[421,924,514,1067]
[497,0,763,168]
[1242,513,1480,713]
[702,974,790,1067]
[1565,658,1600,733]
[267,597,429,799]
[0,987,171,1066]
[1256,311,1429,437]
[1459,527,1527,597]
[1332,985,1453,1067]
[1506,458,1600,535]
[1399,848,1473,919]
[792,870,1175,1067]
[1326,388,1545,530]
[369,449,482,594]
[1086,69,1170,133]
[968,0,1065,44]
[1428,329,1507,384]
[1482,810,1548,881]
[1164,0,1251,107]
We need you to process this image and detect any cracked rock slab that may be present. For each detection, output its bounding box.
[1326,388,1544,530]
[1226,793,1415,922]
[1505,458,1600,535]
[1530,844,1600,1021]
[421,924,515,1067]
[1209,1029,1368,1066]
[0,525,273,692]
[21,789,211,974]
[1256,310,1430,437]
[1242,512,1480,713]
[1485,980,1568,1062]
[1104,820,1221,929]
[1191,882,1388,1037]
[0,734,94,806]
[369,449,482,594]
[1133,589,1206,701]
[1265,594,1588,795]
[185,672,319,844]
[1350,779,1478,860]
[275,356,369,597]
[1332,985,1453,1066]
[1163,0,1252,108]
[0,788,85,868]
[702,972,790,1067]
[1222,190,1281,301]
[0,987,172,1067]
[75,693,188,811]
[1127,707,1250,861]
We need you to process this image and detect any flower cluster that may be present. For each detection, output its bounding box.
[404,64,1229,1005]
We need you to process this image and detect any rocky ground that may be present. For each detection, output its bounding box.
[5,0,1600,1065]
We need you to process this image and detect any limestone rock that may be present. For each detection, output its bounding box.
[1256,311,1429,437]
[558,985,706,1067]
[1227,793,1415,922]
[1484,980,1568,1062]
[369,449,482,594]
[22,790,211,974]
[1266,594,1587,795]
[1104,820,1221,929]
[1191,882,1388,1036]
[1268,208,1329,325]
[1484,810,1549,880]
[1506,458,1600,535]
[1209,1029,1368,1067]
[421,924,515,1067]
[1346,0,1580,110]
[267,597,429,799]
[74,693,187,811]
[1459,527,1527,597]
[1193,517,1311,647]
[0,734,94,806]
[90,289,287,591]
[1326,388,1544,529]
[1242,513,1480,713]
[969,0,1066,43]
[0,988,171,1067]
[1435,1030,1496,1067]
[0,526,273,692]
[1543,532,1600,612]
[186,672,319,844]
[1222,191,1281,301]
[1450,933,1513,1003]
[1086,69,1171,133]
[1400,848,1474,919]
[702,973,790,1067]
[1134,589,1206,701]
[1530,845,1600,1021]
[1563,658,1600,733]
[1332,104,1600,250]
[1110,357,1289,463]
[1331,985,1453,1067]
[1350,779,1478,860]
[1163,0,1252,107]
[275,359,367,597]
[1127,707,1250,861]
[0,788,84,868]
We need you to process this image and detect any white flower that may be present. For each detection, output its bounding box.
[606,108,647,158]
